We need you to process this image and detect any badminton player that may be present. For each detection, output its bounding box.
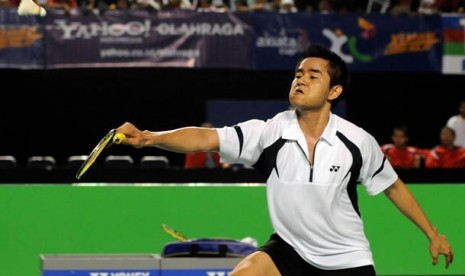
[115,44,454,275]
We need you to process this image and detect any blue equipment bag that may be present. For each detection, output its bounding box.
[162,238,256,258]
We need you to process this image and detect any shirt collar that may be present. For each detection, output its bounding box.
[282,111,338,146]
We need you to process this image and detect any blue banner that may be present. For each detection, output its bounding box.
[252,13,443,72]
[0,8,447,72]
[0,8,46,69]
[44,9,254,69]
[252,12,312,70]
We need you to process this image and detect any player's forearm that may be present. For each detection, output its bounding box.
[142,127,219,153]
[384,179,437,240]
[117,122,220,153]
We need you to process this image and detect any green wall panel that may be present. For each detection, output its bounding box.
[0,184,463,276]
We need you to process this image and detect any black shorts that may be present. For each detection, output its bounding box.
[256,233,376,276]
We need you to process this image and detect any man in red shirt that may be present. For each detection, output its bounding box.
[184,122,228,169]
[425,126,465,168]
[381,125,425,169]
[184,151,224,168]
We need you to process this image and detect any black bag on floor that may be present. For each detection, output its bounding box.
[162,238,256,258]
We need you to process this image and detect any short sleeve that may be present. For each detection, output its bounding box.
[216,119,266,166]
[359,133,398,195]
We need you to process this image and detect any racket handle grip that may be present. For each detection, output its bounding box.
[113,133,126,144]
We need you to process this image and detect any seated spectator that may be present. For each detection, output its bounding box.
[446,98,465,148]
[424,126,465,168]
[381,125,424,169]
[184,122,229,169]
[184,151,226,168]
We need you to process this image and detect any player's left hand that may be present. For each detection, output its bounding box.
[429,230,454,269]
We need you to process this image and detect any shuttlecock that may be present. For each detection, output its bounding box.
[240,237,258,247]
[17,0,47,16]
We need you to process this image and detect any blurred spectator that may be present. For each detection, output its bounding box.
[184,122,229,169]
[458,0,465,12]
[424,126,465,168]
[317,0,334,13]
[381,125,425,169]
[46,0,78,15]
[0,0,15,7]
[194,0,213,10]
[418,0,438,14]
[446,99,465,148]
[249,0,272,11]
[163,0,193,10]
[131,0,162,11]
[279,0,297,12]
[210,0,230,11]
[390,0,415,16]
[233,0,249,11]
[185,151,225,168]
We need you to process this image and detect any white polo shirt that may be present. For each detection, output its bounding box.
[217,110,398,270]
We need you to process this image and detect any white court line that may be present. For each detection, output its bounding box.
[72,182,266,187]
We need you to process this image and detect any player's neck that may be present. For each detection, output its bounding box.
[296,110,329,140]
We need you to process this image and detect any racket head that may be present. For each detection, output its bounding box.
[75,129,122,180]
[162,224,188,241]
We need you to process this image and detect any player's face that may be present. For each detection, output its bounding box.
[289,57,339,111]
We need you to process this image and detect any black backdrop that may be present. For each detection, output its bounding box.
[1,68,463,168]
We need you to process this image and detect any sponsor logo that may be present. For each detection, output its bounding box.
[54,20,244,41]
[255,28,308,56]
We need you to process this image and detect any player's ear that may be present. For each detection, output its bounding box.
[328,85,342,100]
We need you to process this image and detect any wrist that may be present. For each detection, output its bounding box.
[426,225,438,241]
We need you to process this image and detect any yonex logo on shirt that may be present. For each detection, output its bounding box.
[329,165,340,172]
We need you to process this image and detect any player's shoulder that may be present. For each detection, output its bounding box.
[333,114,370,137]
[261,110,294,128]
[234,110,290,132]
[332,114,379,149]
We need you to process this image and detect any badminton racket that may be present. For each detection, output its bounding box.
[162,223,188,242]
[75,129,125,180]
